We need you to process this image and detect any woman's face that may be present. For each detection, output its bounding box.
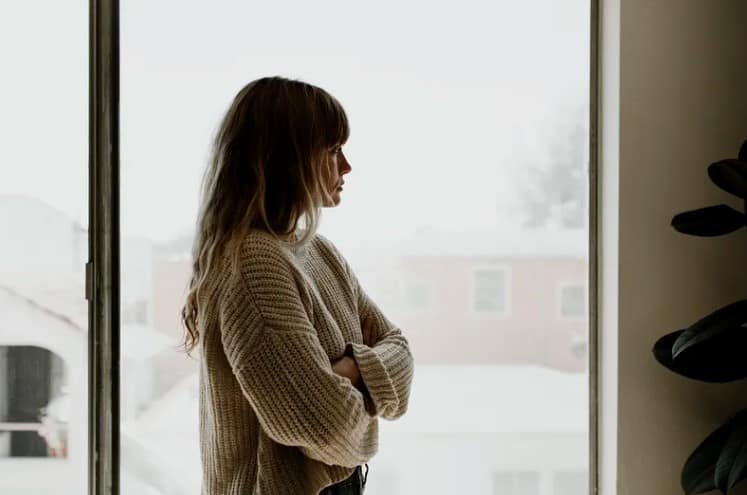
[321,144,352,207]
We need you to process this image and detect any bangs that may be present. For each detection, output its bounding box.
[317,90,350,149]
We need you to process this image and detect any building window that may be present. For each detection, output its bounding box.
[559,284,586,318]
[0,346,69,458]
[552,469,587,495]
[473,267,510,315]
[492,471,540,495]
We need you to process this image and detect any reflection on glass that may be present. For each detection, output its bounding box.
[121,0,590,493]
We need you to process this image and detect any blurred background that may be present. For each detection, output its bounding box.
[0,0,589,493]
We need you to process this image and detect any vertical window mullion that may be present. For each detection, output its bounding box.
[88,0,120,494]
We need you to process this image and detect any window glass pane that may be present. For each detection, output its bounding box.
[0,1,88,491]
[121,0,590,493]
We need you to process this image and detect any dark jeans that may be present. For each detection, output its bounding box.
[320,464,368,495]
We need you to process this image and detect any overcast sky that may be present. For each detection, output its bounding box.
[1,0,589,243]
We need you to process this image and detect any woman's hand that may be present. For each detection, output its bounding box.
[331,356,361,388]
[329,313,378,391]
[361,314,378,347]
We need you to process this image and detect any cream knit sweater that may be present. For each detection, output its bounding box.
[197,229,415,494]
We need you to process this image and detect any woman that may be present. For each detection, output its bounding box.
[181,76,415,495]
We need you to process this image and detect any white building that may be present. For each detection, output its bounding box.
[0,195,174,494]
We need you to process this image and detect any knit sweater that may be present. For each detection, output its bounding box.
[197,229,415,494]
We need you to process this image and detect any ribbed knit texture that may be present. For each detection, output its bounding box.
[197,229,415,494]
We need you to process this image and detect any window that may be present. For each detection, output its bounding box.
[559,284,586,318]
[0,347,69,459]
[473,267,511,315]
[492,471,540,495]
[95,0,591,493]
[553,469,587,495]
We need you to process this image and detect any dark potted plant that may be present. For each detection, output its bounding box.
[652,139,747,495]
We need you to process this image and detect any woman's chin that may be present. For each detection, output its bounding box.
[323,193,342,207]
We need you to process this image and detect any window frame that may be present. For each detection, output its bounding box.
[87,1,601,494]
[88,0,120,494]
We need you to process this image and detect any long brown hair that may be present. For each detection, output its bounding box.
[181,76,350,353]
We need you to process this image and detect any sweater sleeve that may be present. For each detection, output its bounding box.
[319,237,415,421]
[343,288,415,420]
[218,237,378,468]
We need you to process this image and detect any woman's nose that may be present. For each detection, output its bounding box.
[341,157,352,175]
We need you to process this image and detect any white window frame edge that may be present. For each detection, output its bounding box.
[593,0,618,494]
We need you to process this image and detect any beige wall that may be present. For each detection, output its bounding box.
[605,1,747,494]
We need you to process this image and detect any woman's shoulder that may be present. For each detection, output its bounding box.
[218,230,308,299]
[310,233,356,283]
[312,232,341,258]
[309,232,348,267]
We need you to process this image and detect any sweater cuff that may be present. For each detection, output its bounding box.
[345,342,398,418]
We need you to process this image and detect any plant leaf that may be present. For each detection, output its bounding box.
[708,160,747,199]
[652,328,747,382]
[715,411,747,491]
[653,330,682,367]
[672,300,747,358]
[671,205,745,236]
[682,412,746,495]
[728,433,747,490]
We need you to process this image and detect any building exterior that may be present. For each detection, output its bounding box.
[0,196,176,494]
